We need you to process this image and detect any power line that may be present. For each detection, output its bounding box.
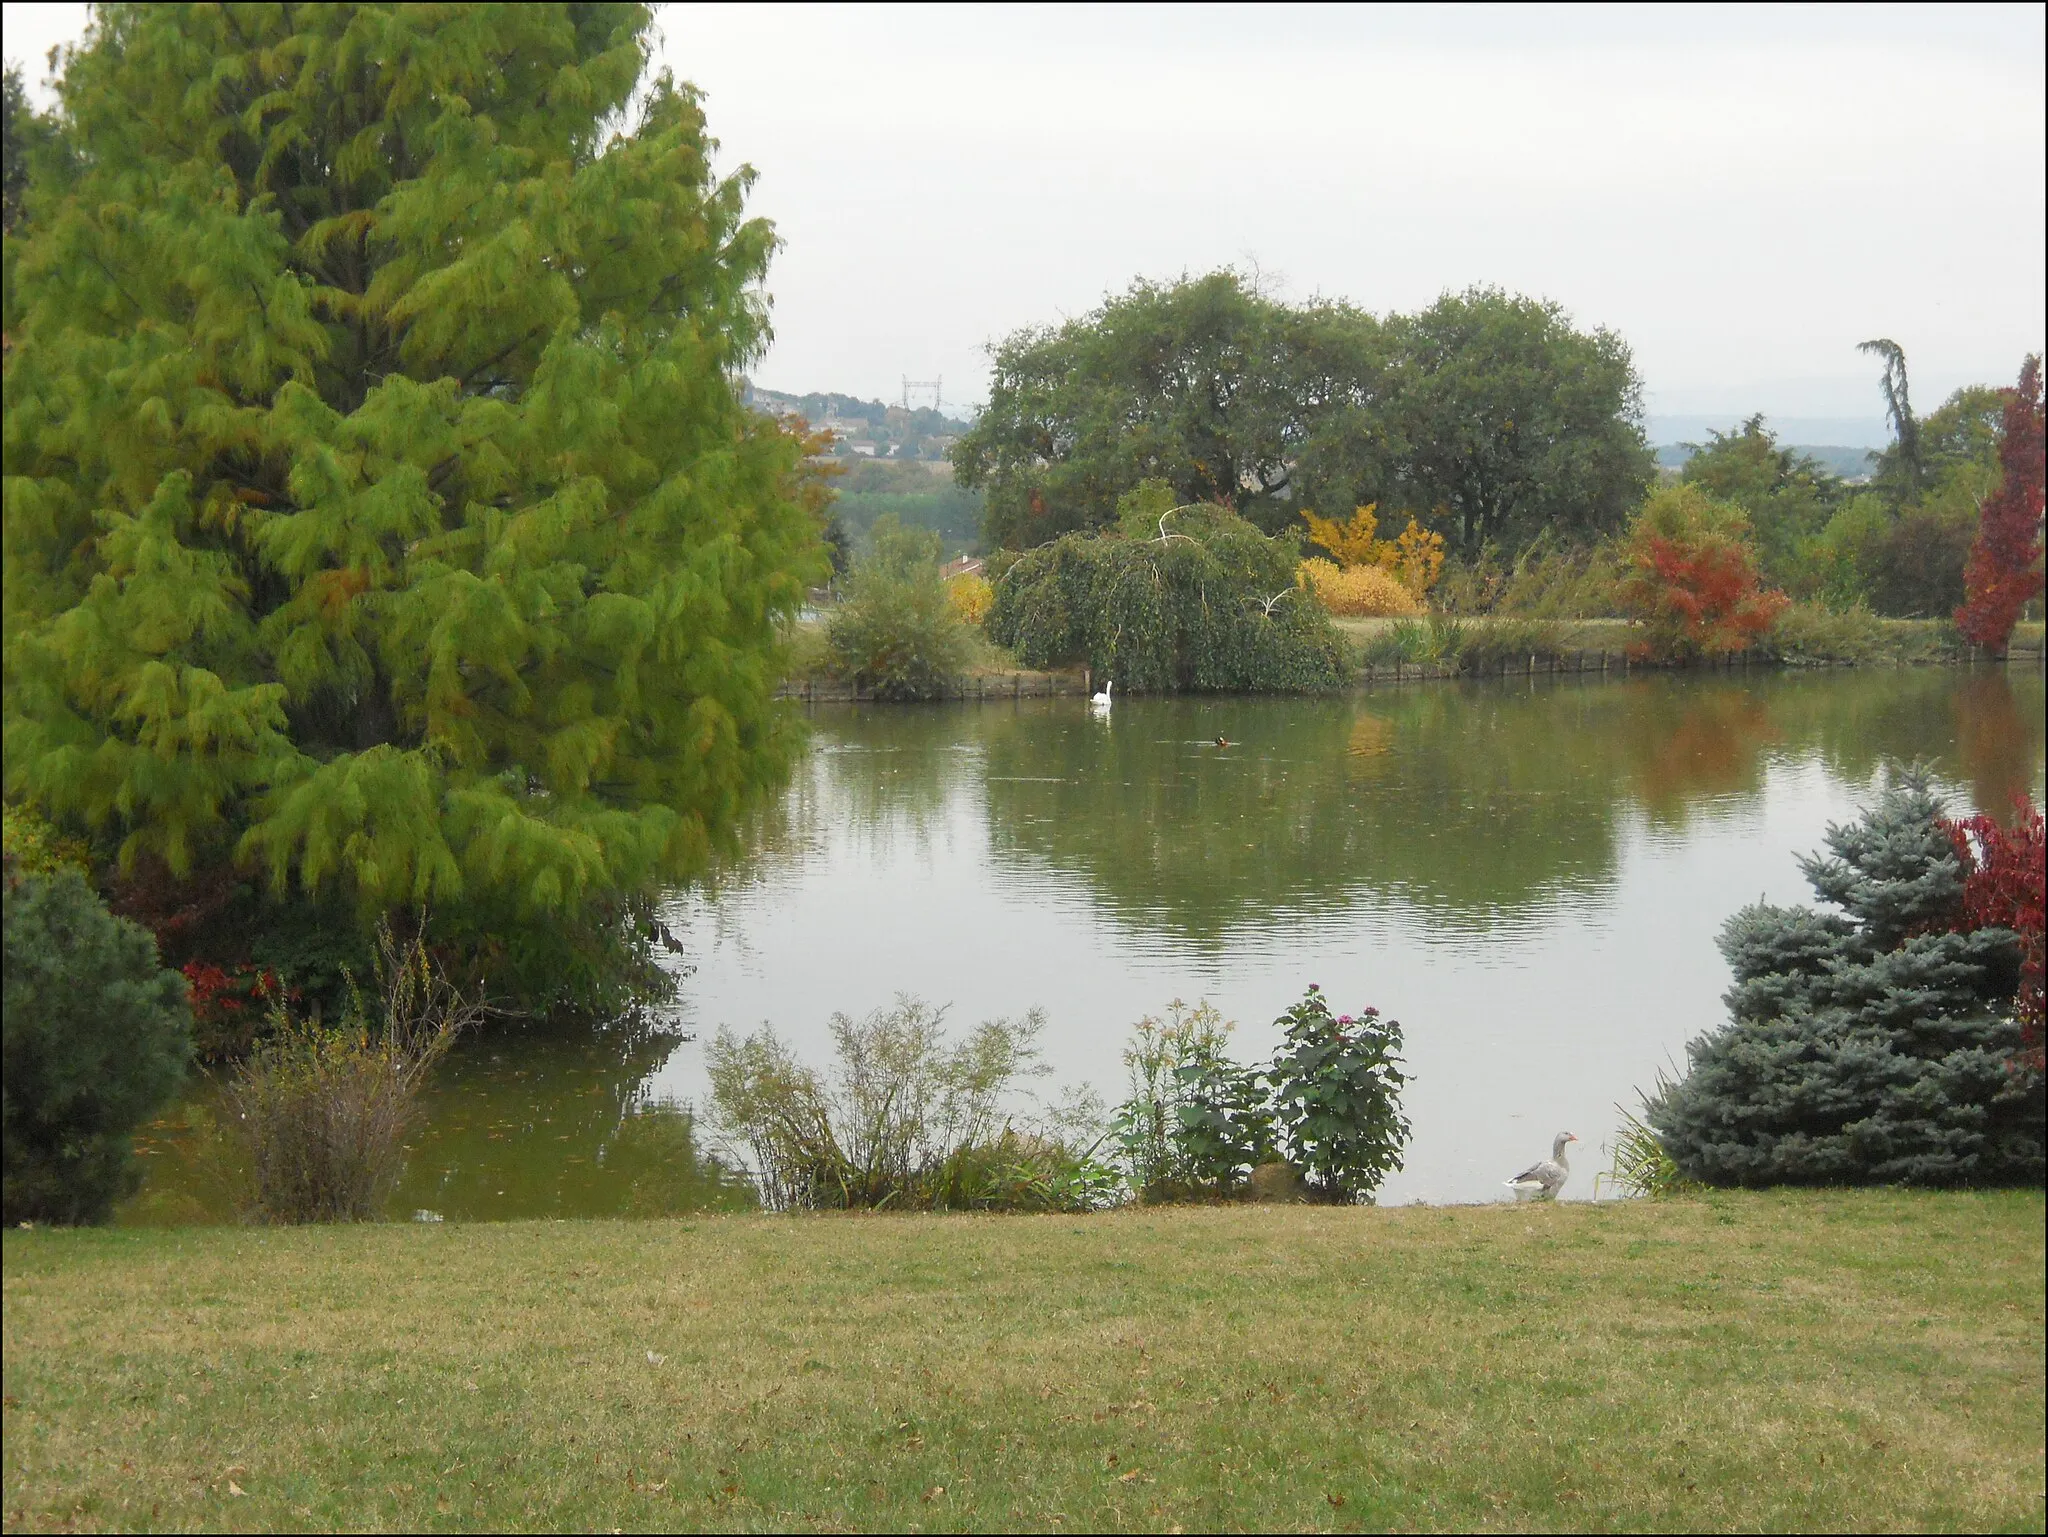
[901,375,942,411]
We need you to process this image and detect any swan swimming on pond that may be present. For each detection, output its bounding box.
[1505,1131,1578,1199]
[1091,679,1114,708]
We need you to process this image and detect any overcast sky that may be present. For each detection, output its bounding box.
[8,2,2044,432]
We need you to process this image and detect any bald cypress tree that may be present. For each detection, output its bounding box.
[3,5,822,997]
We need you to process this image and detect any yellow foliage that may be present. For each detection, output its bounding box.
[1302,505,1384,568]
[947,572,994,625]
[1391,517,1445,596]
[1302,506,1444,597]
[1297,558,1422,617]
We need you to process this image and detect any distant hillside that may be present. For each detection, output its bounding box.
[1654,442,1878,480]
[742,382,972,464]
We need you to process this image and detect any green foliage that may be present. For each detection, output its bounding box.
[833,484,986,559]
[224,923,482,1223]
[953,273,1650,557]
[953,271,1383,544]
[3,61,69,239]
[2,865,192,1224]
[1376,289,1654,558]
[824,514,974,699]
[1680,415,1843,591]
[1763,600,1892,664]
[1,802,90,878]
[1648,770,2044,1187]
[704,996,1112,1212]
[1266,987,1412,1204]
[1450,617,1570,673]
[2,7,824,973]
[1109,999,1272,1200]
[1431,538,1624,618]
[984,506,1349,693]
[1595,1103,1695,1199]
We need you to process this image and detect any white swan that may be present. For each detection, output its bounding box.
[1505,1131,1578,1199]
[1091,679,1114,708]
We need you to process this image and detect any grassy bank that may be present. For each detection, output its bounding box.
[4,1191,2042,1532]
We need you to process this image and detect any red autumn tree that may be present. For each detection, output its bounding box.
[1944,796,2046,1071]
[1956,354,2046,653]
[1619,484,1788,661]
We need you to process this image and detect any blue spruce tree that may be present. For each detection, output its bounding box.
[1649,770,2043,1186]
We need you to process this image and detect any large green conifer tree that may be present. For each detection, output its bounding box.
[3,7,822,962]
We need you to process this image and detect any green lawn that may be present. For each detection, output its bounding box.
[4,1191,2042,1532]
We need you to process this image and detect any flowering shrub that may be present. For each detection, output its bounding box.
[1265,986,1412,1204]
[1944,796,2046,1070]
[1298,558,1422,617]
[1619,484,1787,661]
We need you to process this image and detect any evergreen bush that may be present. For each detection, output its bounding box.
[2,864,193,1224]
[1648,771,2045,1186]
[985,503,1349,694]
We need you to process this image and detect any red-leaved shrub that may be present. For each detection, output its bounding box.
[1944,797,2046,1070]
[1956,354,2046,653]
[1620,485,1788,661]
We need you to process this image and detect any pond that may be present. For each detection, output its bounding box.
[124,665,2045,1222]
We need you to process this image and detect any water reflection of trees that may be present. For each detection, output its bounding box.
[392,1024,754,1220]
[968,670,2044,943]
[125,1024,754,1225]
[678,673,2043,948]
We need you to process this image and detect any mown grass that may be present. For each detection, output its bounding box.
[4,1191,2042,1533]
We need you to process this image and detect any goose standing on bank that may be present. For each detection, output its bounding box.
[1091,679,1114,709]
[1505,1132,1578,1199]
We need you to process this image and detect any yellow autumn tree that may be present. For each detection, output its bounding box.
[1300,505,1445,598]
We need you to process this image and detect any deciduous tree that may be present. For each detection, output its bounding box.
[1956,355,2046,654]
[1618,485,1787,660]
[2,8,823,971]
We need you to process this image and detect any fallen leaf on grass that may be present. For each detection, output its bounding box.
[922,1486,946,1501]
[226,1483,246,1498]
[1326,1492,1347,1508]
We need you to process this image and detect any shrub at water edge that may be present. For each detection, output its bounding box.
[224,924,483,1223]
[1108,987,1412,1204]
[1619,484,1788,661]
[825,516,976,700]
[1110,1000,1274,1201]
[2,863,192,1224]
[1647,770,2044,1186]
[705,997,1116,1212]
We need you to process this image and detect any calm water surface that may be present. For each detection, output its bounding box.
[127,666,2045,1220]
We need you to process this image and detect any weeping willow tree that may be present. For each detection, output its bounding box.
[2,5,824,1011]
[984,492,1349,694]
